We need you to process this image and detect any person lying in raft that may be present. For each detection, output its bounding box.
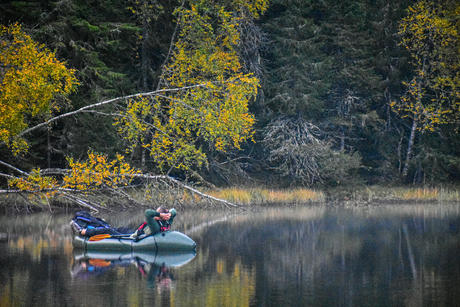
[70,211,132,237]
[130,207,176,240]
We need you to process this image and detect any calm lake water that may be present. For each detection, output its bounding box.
[1,204,460,307]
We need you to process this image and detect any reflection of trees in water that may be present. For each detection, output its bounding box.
[68,258,157,306]
[1,205,460,306]
[0,213,76,306]
[0,213,74,261]
[169,257,256,307]
[0,249,73,307]
[191,206,460,306]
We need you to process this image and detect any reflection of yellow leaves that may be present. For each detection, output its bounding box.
[16,237,25,250]
[8,232,74,262]
[205,260,255,307]
[0,284,15,307]
[116,267,127,277]
[32,239,48,260]
[216,259,225,274]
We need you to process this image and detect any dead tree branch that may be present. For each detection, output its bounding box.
[131,174,238,207]
[0,160,29,176]
[0,162,238,208]
[15,83,214,139]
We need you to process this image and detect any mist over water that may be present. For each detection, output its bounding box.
[1,204,459,306]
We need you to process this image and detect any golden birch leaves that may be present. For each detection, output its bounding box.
[392,1,459,131]
[0,24,78,153]
[62,152,140,190]
[116,0,267,172]
[9,151,140,196]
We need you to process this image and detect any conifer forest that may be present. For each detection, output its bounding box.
[0,0,459,207]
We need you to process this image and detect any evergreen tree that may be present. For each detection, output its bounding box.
[258,0,389,185]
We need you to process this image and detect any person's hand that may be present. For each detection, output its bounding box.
[80,229,86,235]
[160,213,171,220]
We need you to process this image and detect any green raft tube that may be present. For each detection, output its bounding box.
[73,231,196,252]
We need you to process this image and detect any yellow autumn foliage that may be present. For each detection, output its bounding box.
[392,1,459,130]
[116,0,268,172]
[0,24,78,154]
[8,151,139,197]
[8,169,58,197]
[63,151,140,190]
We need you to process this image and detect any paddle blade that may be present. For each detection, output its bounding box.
[88,259,112,267]
[88,234,111,241]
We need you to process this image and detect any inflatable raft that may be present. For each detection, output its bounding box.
[73,231,196,252]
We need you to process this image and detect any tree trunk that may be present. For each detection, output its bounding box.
[402,117,417,178]
[402,57,425,179]
[397,128,404,174]
[47,128,51,169]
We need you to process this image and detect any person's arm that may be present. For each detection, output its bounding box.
[169,208,176,224]
[145,209,161,234]
[145,209,160,220]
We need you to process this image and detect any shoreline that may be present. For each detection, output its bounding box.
[0,185,459,214]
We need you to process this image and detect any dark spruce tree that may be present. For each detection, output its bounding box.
[258,0,389,186]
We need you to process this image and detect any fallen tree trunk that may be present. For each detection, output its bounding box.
[0,161,238,210]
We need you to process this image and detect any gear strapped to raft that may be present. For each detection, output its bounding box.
[71,211,111,232]
[70,211,130,237]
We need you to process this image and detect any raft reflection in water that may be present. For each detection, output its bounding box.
[71,249,196,289]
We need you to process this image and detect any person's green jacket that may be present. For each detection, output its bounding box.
[144,208,177,235]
